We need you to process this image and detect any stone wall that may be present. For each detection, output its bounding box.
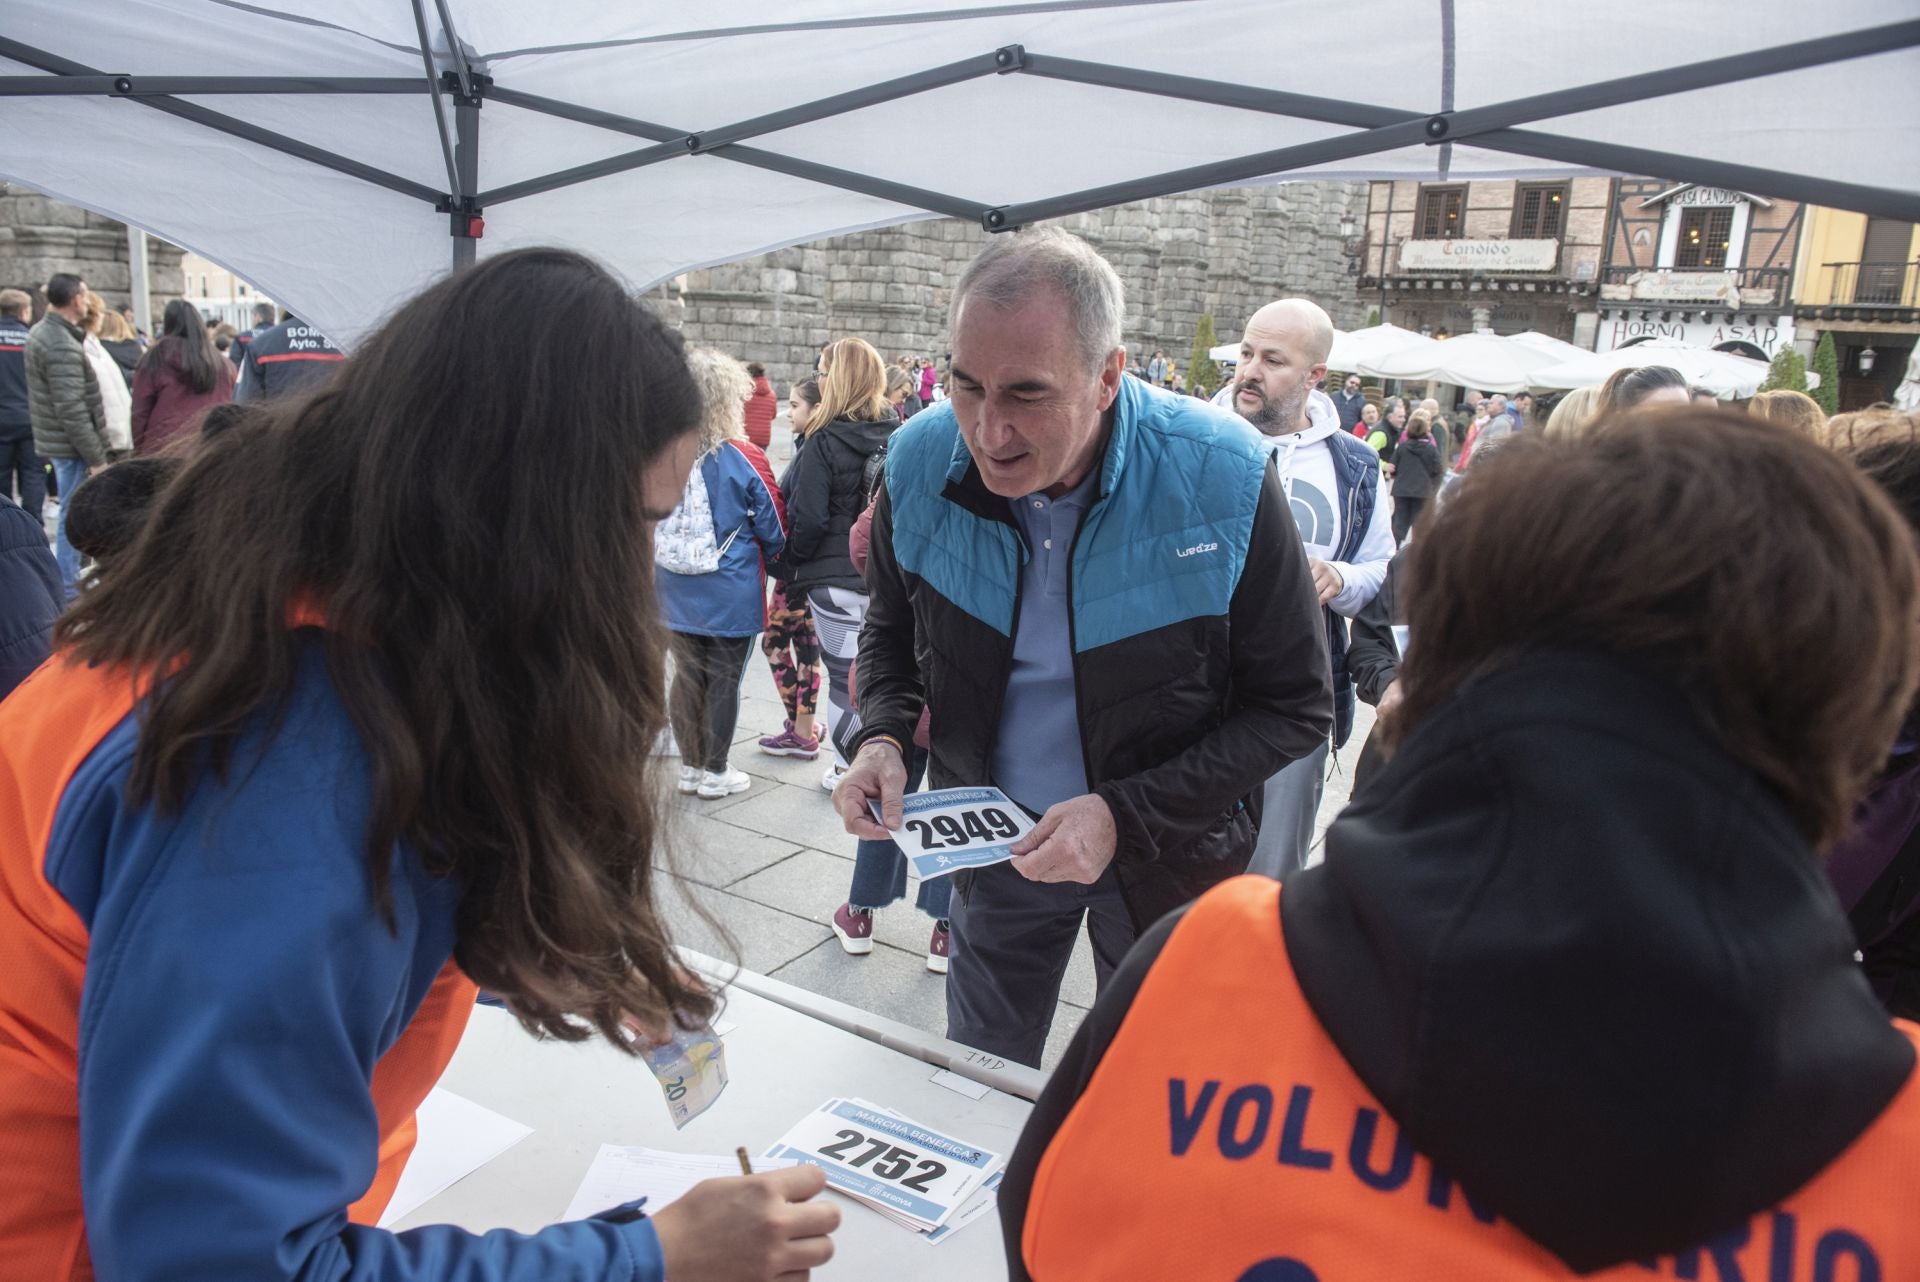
[659,181,1370,388]
[0,183,185,317]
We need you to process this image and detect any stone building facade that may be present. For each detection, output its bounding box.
[0,182,184,319]
[657,181,1370,388]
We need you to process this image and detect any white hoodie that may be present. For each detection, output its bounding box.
[1249,388,1394,619]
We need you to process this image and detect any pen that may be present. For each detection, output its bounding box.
[736,1146,754,1176]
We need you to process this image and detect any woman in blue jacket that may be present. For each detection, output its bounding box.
[0,251,837,1281]
[659,349,790,800]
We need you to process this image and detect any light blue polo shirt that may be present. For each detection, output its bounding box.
[991,469,1099,815]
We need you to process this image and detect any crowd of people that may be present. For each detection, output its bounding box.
[0,228,1915,1280]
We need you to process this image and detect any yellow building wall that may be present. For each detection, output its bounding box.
[1796,208,1920,306]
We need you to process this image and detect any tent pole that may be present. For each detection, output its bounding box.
[126,225,151,339]
[473,50,1014,206]
[431,0,476,103]
[0,74,424,96]
[0,37,441,205]
[409,0,462,204]
[452,93,479,271]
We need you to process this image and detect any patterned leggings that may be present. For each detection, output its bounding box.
[761,582,822,722]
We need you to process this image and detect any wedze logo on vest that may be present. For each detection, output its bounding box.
[1166,1075,1886,1282]
[1176,541,1219,559]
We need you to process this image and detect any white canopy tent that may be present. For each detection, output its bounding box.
[2,3,1917,347]
[1506,331,1591,364]
[1326,323,1438,375]
[1526,339,1798,400]
[1361,331,1576,394]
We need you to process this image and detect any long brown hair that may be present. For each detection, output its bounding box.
[56,248,715,1042]
[1386,409,1919,849]
[812,336,891,428]
[137,299,223,395]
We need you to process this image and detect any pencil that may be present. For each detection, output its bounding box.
[736,1146,754,1176]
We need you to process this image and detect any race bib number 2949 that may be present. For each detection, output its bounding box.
[869,786,1036,879]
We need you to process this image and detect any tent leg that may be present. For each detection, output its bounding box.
[451,97,480,271]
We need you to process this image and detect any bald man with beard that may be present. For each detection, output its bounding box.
[1230,299,1396,879]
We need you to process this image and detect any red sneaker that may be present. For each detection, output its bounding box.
[831,902,873,955]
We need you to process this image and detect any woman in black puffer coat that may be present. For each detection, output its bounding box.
[778,336,897,788]
[1389,409,1444,545]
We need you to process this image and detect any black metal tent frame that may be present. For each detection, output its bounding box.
[2,5,1916,275]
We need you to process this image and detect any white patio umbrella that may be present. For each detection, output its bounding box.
[1527,339,1785,399]
[1506,331,1591,363]
[1327,323,1438,375]
[1362,331,1573,393]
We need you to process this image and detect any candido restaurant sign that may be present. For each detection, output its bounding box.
[1398,239,1559,271]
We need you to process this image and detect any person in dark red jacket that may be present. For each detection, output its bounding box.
[741,362,778,450]
[131,301,234,454]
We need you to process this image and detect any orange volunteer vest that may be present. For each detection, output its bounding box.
[0,656,476,1279]
[1022,875,1920,1281]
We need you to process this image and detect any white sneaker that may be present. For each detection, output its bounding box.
[677,766,701,795]
[697,767,752,799]
[821,765,846,794]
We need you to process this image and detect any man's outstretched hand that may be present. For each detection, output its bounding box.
[832,740,907,841]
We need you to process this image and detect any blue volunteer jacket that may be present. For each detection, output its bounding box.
[0,637,669,1279]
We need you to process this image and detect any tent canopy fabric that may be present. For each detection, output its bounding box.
[3,2,1917,346]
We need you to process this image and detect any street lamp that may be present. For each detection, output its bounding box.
[1860,347,1877,374]
[1339,211,1365,277]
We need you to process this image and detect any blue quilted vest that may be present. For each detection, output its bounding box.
[886,377,1270,653]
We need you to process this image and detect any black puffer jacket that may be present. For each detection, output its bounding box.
[855,388,1332,931]
[777,414,895,594]
[0,495,61,698]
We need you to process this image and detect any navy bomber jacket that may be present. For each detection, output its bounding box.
[854,377,1332,930]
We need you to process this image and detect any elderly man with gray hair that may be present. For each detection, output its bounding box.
[834,227,1331,1066]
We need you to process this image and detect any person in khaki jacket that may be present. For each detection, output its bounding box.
[25,272,108,597]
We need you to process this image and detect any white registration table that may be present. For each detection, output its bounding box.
[394,954,1042,1279]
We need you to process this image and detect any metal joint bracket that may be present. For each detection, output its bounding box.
[982,207,1010,231]
[1425,114,1450,140]
[439,70,491,107]
[994,44,1027,73]
[685,133,706,152]
[111,75,133,95]
[438,195,485,238]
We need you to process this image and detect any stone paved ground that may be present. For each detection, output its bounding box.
[658,414,1371,1071]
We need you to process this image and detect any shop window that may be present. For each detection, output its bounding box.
[1416,186,1465,239]
[1674,207,1734,269]
[1512,184,1566,239]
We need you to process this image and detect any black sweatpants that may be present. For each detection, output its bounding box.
[1391,495,1426,546]
[668,632,756,774]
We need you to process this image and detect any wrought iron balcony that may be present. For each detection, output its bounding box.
[1801,260,1920,308]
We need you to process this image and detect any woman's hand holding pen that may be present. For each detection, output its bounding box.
[650,1164,840,1281]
